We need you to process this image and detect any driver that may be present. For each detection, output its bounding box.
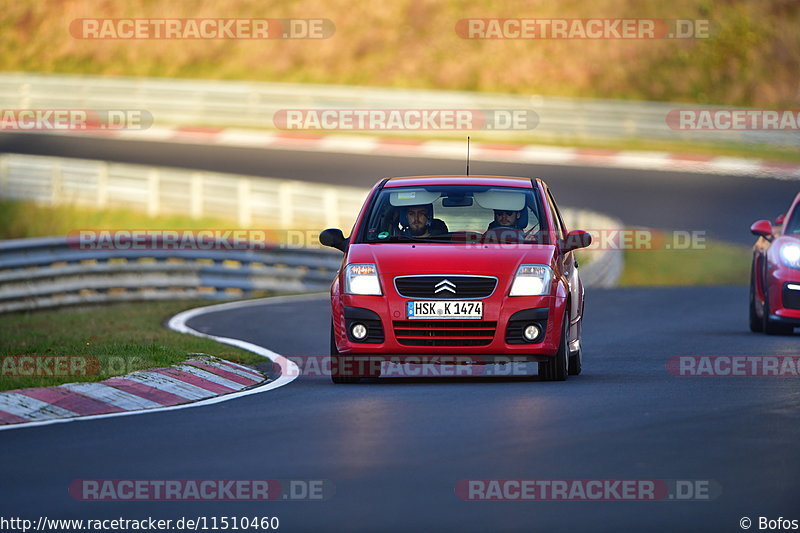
[492,209,521,228]
[400,204,446,238]
[484,209,525,243]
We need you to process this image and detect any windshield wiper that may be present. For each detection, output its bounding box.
[368,234,431,243]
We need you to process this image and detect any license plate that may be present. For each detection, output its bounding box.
[407,300,483,319]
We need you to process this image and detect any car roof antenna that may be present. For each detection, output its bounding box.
[466,136,470,176]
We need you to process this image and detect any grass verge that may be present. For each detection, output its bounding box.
[0,300,269,392]
[0,199,236,240]
[618,238,751,287]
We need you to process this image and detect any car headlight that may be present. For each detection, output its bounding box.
[344,263,382,295]
[509,265,553,296]
[780,243,800,269]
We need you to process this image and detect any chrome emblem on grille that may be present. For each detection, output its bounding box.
[434,279,456,294]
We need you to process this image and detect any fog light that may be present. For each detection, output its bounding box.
[351,323,368,340]
[523,323,541,342]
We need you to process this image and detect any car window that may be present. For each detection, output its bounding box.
[786,207,800,235]
[359,184,548,244]
[545,189,568,242]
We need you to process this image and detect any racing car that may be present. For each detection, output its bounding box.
[319,175,592,383]
[749,192,800,334]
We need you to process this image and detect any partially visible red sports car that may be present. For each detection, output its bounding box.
[320,175,592,383]
[749,192,800,334]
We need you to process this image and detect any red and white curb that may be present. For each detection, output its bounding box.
[0,356,264,426]
[0,294,312,431]
[63,126,800,180]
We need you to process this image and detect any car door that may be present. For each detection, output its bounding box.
[544,187,583,340]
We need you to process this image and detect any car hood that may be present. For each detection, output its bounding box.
[345,243,557,276]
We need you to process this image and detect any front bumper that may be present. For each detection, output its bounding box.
[334,293,566,357]
[768,268,800,323]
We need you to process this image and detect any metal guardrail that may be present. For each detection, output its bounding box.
[0,229,621,314]
[0,72,795,146]
[0,153,368,230]
[0,236,343,313]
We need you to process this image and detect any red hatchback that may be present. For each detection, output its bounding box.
[749,192,800,335]
[320,176,592,383]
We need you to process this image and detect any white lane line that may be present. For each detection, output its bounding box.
[59,383,164,410]
[217,129,277,147]
[320,135,380,153]
[0,393,79,421]
[0,293,319,432]
[172,364,247,390]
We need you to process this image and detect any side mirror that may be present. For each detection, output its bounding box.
[562,230,592,252]
[319,228,348,252]
[750,219,773,239]
[775,214,786,226]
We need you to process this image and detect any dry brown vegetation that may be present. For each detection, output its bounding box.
[1,0,798,106]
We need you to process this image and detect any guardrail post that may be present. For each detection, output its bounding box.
[238,178,252,227]
[147,168,160,217]
[324,188,339,228]
[0,154,8,199]
[19,80,30,108]
[278,182,294,229]
[97,162,109,209]
[51,160,62,206]
[191,172,203,219]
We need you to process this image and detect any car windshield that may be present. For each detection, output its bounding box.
[786,208,800,236]
[360,184,549,244]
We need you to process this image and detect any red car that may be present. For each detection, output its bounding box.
[749,192,800,335]
[320,175,592,383]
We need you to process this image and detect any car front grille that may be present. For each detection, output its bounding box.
[783,284,800,310]
[394,276,497,299]
[392,320,497,346]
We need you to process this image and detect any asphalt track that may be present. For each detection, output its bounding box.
[1,135,799,531]
[1,132,799,243]
[1,286,799,532]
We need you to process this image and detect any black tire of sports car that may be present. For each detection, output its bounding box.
[330,323,361,384]
[568,344,582,376]
[539,311,569,381]
[749,267,764,333]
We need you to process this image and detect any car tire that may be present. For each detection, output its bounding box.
[749,267,764,333]
[330,323,361,384]
[568,344,582,376]
[539,310,568,382]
